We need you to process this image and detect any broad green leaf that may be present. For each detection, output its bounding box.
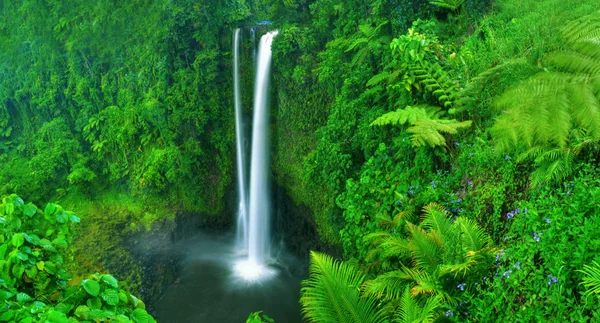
[23,203,36,217]
[102,288,119,306]
[16,292,33,303]
[101,274,119,288]
[0,290,14,301]
[75,305,90,318]
[5,203,14,216]
[37,261,45,271]
[87,297,102,310]
[44,203,57,216]
[52,238,68,249]
[56,211,68,224]
[31,301,47,314]
[25,266,38,279]
[12,263,24,278]
[16,252,28,261]
[45,261,57,275]
[46,310,68,323]
[82,279,100,297]
[11,233,24,248]
[69,214,81,223]
[132,308,150,323]
[0,310,13,321]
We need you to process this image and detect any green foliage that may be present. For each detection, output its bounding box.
[371,105,472,148]
[364,204,496,305]
[0,0,247,212]
[463,165,600,321]
[0,194,155,322]
[246,311,275,323]
[492,11,600,186]
[300,251,389,323]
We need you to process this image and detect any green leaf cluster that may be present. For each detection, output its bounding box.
[0,194,155,322]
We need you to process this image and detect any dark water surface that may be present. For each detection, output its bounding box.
[151,233,304,323]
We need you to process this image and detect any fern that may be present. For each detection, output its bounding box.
[452,59,529,114]
[580,261,600,297]
[371,105,472,148]
[364,204,495,304]
[300,251,389,323]
[410,60,459,108]
[395,287,442,323]
[492,12,600,185]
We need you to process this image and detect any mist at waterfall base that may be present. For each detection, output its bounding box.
[152,29,306,322]
[151,233,304,322]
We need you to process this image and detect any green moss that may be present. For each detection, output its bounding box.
[58,189,176,295]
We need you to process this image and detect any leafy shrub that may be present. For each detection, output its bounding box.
[0,194,155,322]
[461,164,600,321]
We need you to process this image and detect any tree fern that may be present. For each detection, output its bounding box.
[492,12,600,185]
[371,105,472,148]
[300,251,389,323]
[410,60,459,108]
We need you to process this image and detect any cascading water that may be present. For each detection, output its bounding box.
[233,28,249,253]
[248,30,278,265]
[234,30,278,281]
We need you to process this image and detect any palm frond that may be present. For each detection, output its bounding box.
[301,251,389,323]
[394,286,442,323]
[580,261,600,297]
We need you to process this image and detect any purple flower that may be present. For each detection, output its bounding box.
[457,198,463,203]
[495,250,504,262]
[566,189,571,195]
[545,217,551,224]
[513,262,521,270]
[524,207,528,214]
[547,274,558,285]
[533,232,541,242]
[505,155,511,160]
[454,141,459,147]
[506,212,514,220]
[503,270,513,279]
[457,283,466,291]
[468,181,473,186]
[431,180,436,189]
[446,310,454,317]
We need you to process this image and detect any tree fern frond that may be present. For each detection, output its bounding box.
[301,251,389,323]
[410,61,459,108]
[561,11,600,44]
[407,119,472,147]
[579,261,600,297]
[547,48,600,76]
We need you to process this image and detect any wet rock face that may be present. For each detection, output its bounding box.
[273,183,342,275]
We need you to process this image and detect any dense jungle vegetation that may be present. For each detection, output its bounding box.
[2,0,600,322]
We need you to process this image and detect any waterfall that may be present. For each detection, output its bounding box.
[233,28,248,253]
[247,31,278,265]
